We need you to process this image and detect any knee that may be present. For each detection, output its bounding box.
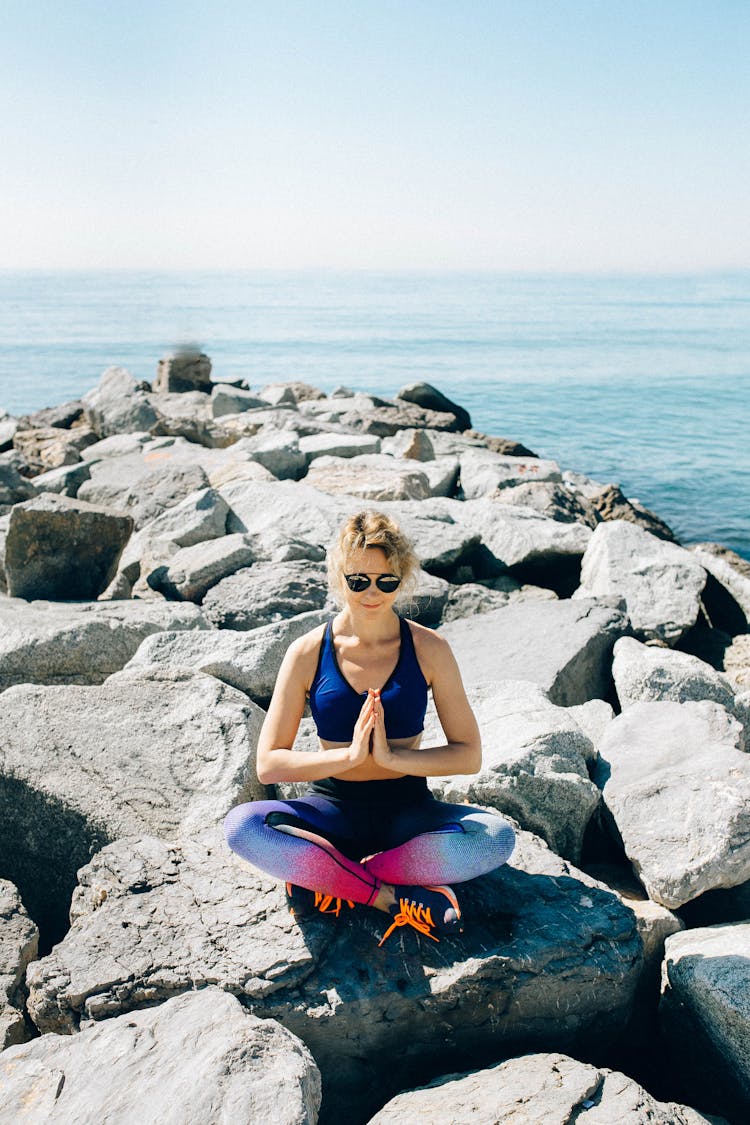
[469,811,516,866]
[223,802,264,857]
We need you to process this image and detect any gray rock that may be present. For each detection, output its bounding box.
[565,698,615,764]
[259,380,325,404]
[0,597,209,690]
[724,634,750,692]
[438,597,629,705]
[306,454,434,500]
[221,479,354,548]
[441,580,557,624]
[459,451,562,499]
[397,381,472,430]
[494,480,601,529]
[78,446,211,528]
[380,428,436,461]
[298,431,381,463]
[337,400,465,435]
[15,399,84,431]
[426,680,599,862]
[595,701,750,907]
[369,1052,715,1125]
[460,498,593,571]
[612,636,737,711]
[131,487,229,550]
[0,459,37,508]
[241,429,308,479]
[210,385,268,416]
[588,482,678,542]
[83,366,160,437]
[202,561,330,630]
[0,514,8,592]
[12,426,85,474]
[27,460,91,496]
[25,825,642,1121]
[407,568,451,627]
[149,390,229,448]
[0,879,38,1048]
[0,989,321,1125]
[82,430,153,461]
[124,610,329,703]
[0,668,264,940]
[661,922,750,1120]
[153,351,212,394]
[4,493,133,600]
[0,415,18,452]
[691,543,750,629]
[575,521,707,645]
[152,533,256,602]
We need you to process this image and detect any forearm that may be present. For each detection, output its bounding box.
[379,741,481,778]
[256,745,359,785]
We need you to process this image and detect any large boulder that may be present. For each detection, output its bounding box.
[459,451,562,499]
[298,431,381,463]
[210,384,268,416]
[24,825,642,1121]
[426,681,599,863]
[0,989,321,1125]
[587,482,678,542]
[125,486,229,552]
[83,366,160,437]
[0,879,38,1048]
[441,579,556,624]
[369,1052,715,1124]
[459,499,592,586]
[27,460,91,496]
[3,493,133,600]
[690,542,750,631]
[0,667,264,943]
[492,480,601,529]
[0,414,17,452]
[305,453,457,500]
[153,351,212,394]
[0,597,209,690]
[575,521,707,645]
[595,701,750,908]
[612,636,737,712]
[12,425,90,475]
[661,922,750,1121]
[124,610,329,703]
[201,561,330,630]
[0,458,37,510]
[438,597,629,705]
[151,533,256,602]
[79,447,211,528]
[397,382,472,430]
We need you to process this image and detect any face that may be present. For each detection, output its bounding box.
[341,546,401,610]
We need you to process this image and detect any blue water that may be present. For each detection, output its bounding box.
[1,271,748,559]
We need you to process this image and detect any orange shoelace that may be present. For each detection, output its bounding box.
[312,891,355,917]
[378,898,440,947]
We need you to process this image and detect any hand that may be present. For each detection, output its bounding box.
[347,692,377,768]
[370,691,392,768]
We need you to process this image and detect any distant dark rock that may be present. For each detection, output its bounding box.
[397,382,472,430]
[153,351,212,394]
[15,400,85,431]
[590,483,678,542]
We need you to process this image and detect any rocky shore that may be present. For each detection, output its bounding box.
[1,354,749,1123]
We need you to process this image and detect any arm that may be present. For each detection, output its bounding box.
[256,636,376,785]
[371,631,482,777]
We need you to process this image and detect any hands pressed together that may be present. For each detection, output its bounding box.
[348,689,392,769]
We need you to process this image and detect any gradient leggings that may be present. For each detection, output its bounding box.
[223,776,515,906]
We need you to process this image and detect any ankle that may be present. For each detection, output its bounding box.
[372,884,396,913]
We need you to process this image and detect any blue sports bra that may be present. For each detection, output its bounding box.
[309,617,429,742]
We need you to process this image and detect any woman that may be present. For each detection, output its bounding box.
[224,510,515,946]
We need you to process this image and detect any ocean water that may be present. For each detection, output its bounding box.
[1,270,748,560]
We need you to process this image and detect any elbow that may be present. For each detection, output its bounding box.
[255,752,276,787]
[465,742,482,775]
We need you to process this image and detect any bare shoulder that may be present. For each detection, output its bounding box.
[406,619,457,681]
[282,621,327,686]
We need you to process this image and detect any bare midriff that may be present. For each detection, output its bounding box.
[322,733,423,781]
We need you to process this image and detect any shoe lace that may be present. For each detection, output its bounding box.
[378,897,440,947]
[314,891,354,917]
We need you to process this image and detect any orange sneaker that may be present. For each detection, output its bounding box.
[285,883,355,919]
[378,885,463,947]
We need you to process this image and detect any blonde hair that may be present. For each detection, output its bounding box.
[327,510,420,606]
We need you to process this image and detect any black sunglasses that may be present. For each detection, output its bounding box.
[344,573,402,594]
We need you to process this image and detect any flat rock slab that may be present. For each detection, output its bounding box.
[0,879,39,1048]
[369,1051,717,1125]
[426,680,600,863]
[152,533,256,601]
[25,826,642,1121]
[458,452,562,498]
[201,561,330,630]
[0,988,321,1125]
[0,668,264,942]
[125,610,329,703]
[0,598,209,690]
[661,922,750,1120]
[459,499,592,568]
[595,701,750,908]
[576,521,707,645]
[4,493,133,600]
[438,597,629,705]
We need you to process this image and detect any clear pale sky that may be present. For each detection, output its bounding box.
[2,1,748,271]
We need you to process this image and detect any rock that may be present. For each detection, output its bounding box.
[426,680,599,863]
[124,610,329,703]
[79,452,211,528]
[24,825,641,1122]
[210,385,269,417]
[206,457,278,489]
[380,428,435,462]
[397,382,472,430]
[0,880,38,1048]
[0,597,209,690]
[306,454,433,500]
[298,432,381,463]
[15,399,84,431]
[0,514,8,592]
[28,460,91,496]
[575,521,707,645]
[460,499,593,581]
[338,400,465,435]
[661,922,750,1121]
[129,487,229,551]
[595,701,750,908]
[0,989,321,1124]
[149,390,230,448]
[151,533,256,602]
[201,561,330,630]
[588,482,678,542]
[691,543,750,631]
[0,458,36,509]
[259,380,325,404]
[612,636,737,712]
[724,634,750,692]
[0,668,264,942]
[459,451,562,499]
[493,480,601,529]
[240,430,308,480]
[82,430,153,460]
[438,597,629,705]
[565,698,615,764]
[83,366,160,437]
[12,426,85,474]
[432,430,535,459]
[408,569,451,627]
[4,493,133,601]
[441,579,557,624]
[221,479,354,550]
[369,1052,714,1125]
[0,415,17,452]
[153,351,212,394]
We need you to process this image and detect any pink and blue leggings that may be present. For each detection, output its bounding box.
[223,776,515,905]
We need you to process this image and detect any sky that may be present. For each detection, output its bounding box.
[1,1,749,272]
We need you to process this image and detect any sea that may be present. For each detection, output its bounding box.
[1,270,748,560]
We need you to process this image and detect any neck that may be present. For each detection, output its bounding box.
[336,606,400,642]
